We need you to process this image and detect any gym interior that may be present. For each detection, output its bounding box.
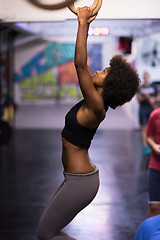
[1,0,160,239]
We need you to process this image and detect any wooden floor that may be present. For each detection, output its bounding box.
[0,129,150,240]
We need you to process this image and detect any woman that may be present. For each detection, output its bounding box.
[37,7,140,240]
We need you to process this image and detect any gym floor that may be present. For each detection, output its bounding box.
[0,127,150,240]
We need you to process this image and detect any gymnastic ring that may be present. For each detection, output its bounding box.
[68,0,103,16]
[27,0,78,10]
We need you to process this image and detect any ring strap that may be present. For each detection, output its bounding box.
[27,0,77,10]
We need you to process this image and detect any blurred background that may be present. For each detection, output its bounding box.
[1,1,160,240]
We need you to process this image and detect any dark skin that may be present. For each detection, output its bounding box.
[61,7,109,174]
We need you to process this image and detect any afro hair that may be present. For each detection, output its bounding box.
[102,55,140,110]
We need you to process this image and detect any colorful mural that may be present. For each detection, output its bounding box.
[14,42,102,103]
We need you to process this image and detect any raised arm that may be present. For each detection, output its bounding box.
[74,7,90,71]
[74,7,102,109]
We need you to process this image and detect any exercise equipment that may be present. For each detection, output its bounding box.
[27,0,77,10]
[68,0,103,16]
[27,0,102,15]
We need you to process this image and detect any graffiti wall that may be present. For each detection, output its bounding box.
[14,42,102,104]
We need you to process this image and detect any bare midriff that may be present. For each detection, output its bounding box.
[61,137,96,174]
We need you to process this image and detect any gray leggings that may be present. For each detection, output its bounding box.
[37,167,99,240]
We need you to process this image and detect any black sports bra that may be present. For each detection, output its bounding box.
[61,100,98,149]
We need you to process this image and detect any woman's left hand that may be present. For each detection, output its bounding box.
[77,6,97,24]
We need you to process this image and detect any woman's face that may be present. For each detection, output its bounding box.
[92,67,109,87]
